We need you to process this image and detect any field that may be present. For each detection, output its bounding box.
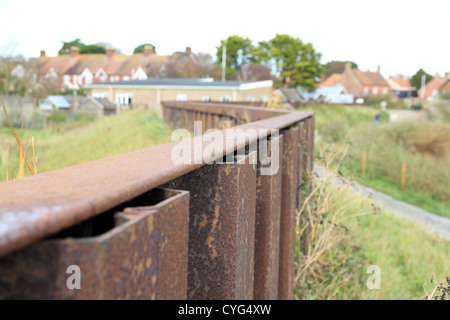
[301,104,450,218]
[295,151,450,300]
[0,110,172,181]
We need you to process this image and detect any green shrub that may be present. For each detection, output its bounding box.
[70,112,96,125]
[47,110,67,124]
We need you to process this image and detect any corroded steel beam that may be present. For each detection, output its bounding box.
[0,101,314,301]
[278,126,300,300]
[0,110,312,258]
[164,153,257,300]
[253,135,283,300]
[0,188,189,299]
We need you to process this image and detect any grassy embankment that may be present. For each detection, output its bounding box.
[295,148,449,300]
[300,104,450,218]
[0,110,172,181]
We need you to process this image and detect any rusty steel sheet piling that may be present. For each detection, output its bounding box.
[253,135,283,300]
[0,188,189,299]
[278,126,300,300]
[297,122,304,207]
[164,153,257,300]
[0,101,314,300]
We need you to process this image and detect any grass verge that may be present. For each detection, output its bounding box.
[0,110,172,181]
[295,147,450,299]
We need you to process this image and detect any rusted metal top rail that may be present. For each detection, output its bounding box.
[0,101,314,300]
[0,106,311,258]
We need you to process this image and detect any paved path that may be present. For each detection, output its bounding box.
[314,165,450,241]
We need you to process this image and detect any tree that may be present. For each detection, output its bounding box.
[323,60,358,79]
[216,36,255,79]
[410,68,433,90]
[133,44,156,54]
[254,34,323,91]
[58,39,106,55]
[163,51,220,79]
[236,63,273,81]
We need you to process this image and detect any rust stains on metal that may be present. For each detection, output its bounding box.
[253,135,283,300]
[0,101,315,300]
[164,153,256,300]
[0,105,311,259]
[0,188,189,299]
[278,126,300,300]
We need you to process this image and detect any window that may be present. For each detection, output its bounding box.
[63,75,70,85]
[176,94,187,101]
[93,92,108,99]
[220,95,231,102]
[123,75,130,81]
[246,95,255,102]
[382,88,388,94]
[364,87,369,94]
[372,87,378,95]
[116,93,133,106]
[260,96,267,102]
[202,95,212,102]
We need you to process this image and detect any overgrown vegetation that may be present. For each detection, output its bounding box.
[0,109,172,181]
[424,275,450,300]
[303,104,450,217]
[295,146,374,299]
[295,145,450,299]
[1,102,37,180]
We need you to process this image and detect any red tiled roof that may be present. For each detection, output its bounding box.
[390,78,410,88]
[318,73,342,87]
[419,75,447,98]
[353,70,388,86]
[35,53,168,77]
[440,79,450,91]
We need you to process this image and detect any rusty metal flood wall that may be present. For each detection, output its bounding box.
[0,101,314,300]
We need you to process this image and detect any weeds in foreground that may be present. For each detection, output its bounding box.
[424,275,450,300]
[294,144,379,299]
[2,101,37,180]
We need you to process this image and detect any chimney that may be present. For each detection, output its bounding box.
[143,45,154,56]
[40,50,46,58]
[344,62,352,72]
[377,65,381,73]
[185,46,192,55]
[70,46,80,57]
[106,46,115,58]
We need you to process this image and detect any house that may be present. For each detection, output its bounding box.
[279,88,307,107]
[276,84,354,106]
[298,85,353,104]
[314,86,354,104]
[318,73,342,88]
[418,73,450,99]
[85,78,273,114]
[322,63,390,98]
[39,95,72,112]
[32,46,168,91]
[387,76,417,98]
[438,78,450,97]
[296,88,318,102]
[77,97,117,117]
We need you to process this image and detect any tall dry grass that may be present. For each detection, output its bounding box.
[346,121,450,202]
[295,144,378,299]
[2,102,37,180]
[424,275,450,300]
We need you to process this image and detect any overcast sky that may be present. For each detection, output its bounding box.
[0,0,448,78]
